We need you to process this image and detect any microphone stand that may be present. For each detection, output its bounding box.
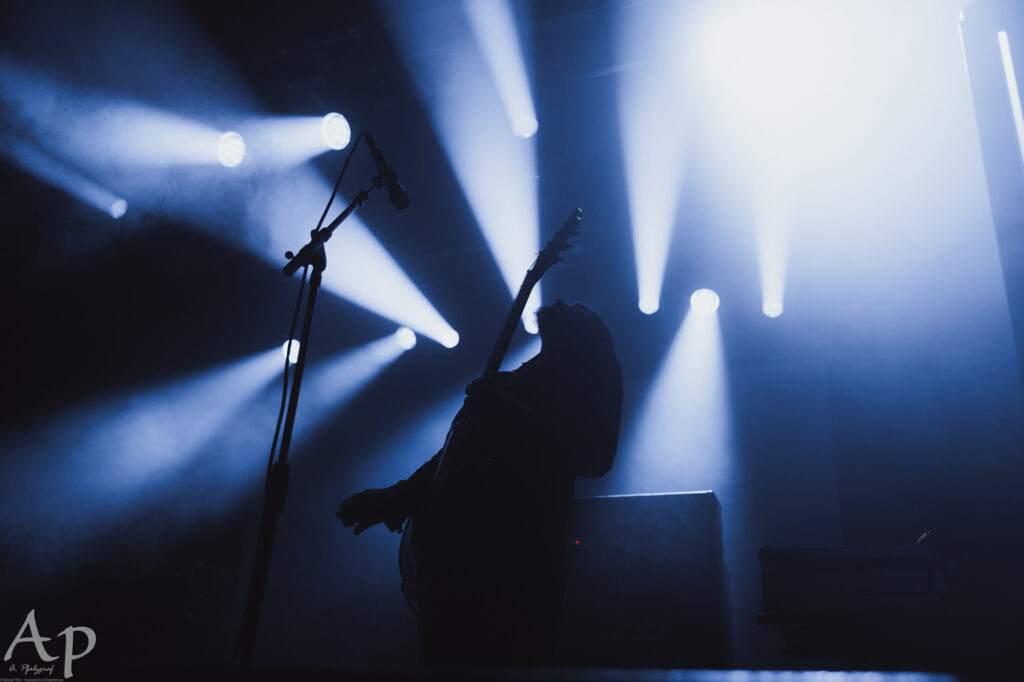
[233,174,384,664]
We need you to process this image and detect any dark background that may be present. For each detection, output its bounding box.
[2,0,1023,675]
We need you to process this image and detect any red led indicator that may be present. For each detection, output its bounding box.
[574,540,580,545]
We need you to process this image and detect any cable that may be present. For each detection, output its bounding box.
[265,131,366,473]
[266,266,308,477]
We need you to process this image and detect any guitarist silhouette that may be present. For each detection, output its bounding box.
[337,298,623,666]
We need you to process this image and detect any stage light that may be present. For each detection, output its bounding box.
[258,168,460,347]
[754,184,790,327]
[763,301,783,318]
[639,297,659,315]
[0,64,231,170]
[690,288,720,313]
[617,1,689,322]
[293,334,414,446]
[998,31,1024,166]
[463,0,539,140]
[0,346,284,561]
[440,329,460,349]
[513,115,538,139]
[282,339,300,365]
[218,131,245,167]
[4,140,129,219]
[382,2,541,334]
[395,327,417,350]
[321,112,352,151]
[523,305,539,335]
[622,308,731,497]
[110,199,127,219]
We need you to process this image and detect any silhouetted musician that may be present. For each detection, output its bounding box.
[338,300,623,666]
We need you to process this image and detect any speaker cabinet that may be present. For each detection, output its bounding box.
[560,491,731,668]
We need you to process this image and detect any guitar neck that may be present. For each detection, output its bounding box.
[482,270,540,377]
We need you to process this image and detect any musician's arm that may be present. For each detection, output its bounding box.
[390,448,442,513]
[336,449,442,534]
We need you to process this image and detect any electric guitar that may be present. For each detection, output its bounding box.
[398,207,583,605]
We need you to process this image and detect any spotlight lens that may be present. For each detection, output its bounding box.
[638,297,659,315]
[110,199,127,219]
[441,330,460,349]
[395,326,417,350]
[218,131,246,167]
[690,288,720,313]
[763,301,783,318]
[282,339,300,365]
[322,112,351,150]
[513,115,539,138]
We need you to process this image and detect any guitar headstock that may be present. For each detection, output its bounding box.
[532,208,582,278]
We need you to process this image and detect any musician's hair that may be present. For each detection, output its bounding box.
[563,303,614,353]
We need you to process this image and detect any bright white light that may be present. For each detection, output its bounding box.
[513,115,539,138]
[0,346,284,561]
[639,297,660,315]
[463,0,538,140]
[523,289,541,334]
[383,3,541,335]
[110,199,127,219]
[282,339,300,365]
[695,1,855,139]
[441,329,460,349]
[998,31,1024,168]
[395,327,417,350]
[218,131,246,167]
[618,1,689,325]
[4,140,128,219]
[690,288,720,313]
[321,112,352,150]
[754,182,791,327]
[258,169,459,347]
[294,335,410,446]
[624,309,731,495]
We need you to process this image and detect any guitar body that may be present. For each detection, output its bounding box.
[398,209,582,607]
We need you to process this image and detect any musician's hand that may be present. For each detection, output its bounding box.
[336,487,406,535]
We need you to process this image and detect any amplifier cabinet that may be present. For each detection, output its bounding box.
[560,491,731,668]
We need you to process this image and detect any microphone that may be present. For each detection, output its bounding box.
[364,132,410,210]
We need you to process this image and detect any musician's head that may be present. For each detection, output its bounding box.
[536,299,614,357]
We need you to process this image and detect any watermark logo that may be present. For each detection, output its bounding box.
[3,610,95,680]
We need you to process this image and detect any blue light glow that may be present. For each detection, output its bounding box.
[283,339,300,365]
[109,198,128,219]
[255,166,460,347]
[463,0,538,139]
[0,63,231,169]
[690,288,720,313]
[217,131,246,167]
[513,115,539,139]
[383,2,541,333]
[754,181,791,324]
[394,327,417,350]
[237,114,353,167]
[616,1,690,317]
[294,335,413,446]
[3,140,128,219]
[321,112,352,150]
[639,296,659,315]
[622,309,732,494]
[998,31,1024,168]
[0,347,284,561]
